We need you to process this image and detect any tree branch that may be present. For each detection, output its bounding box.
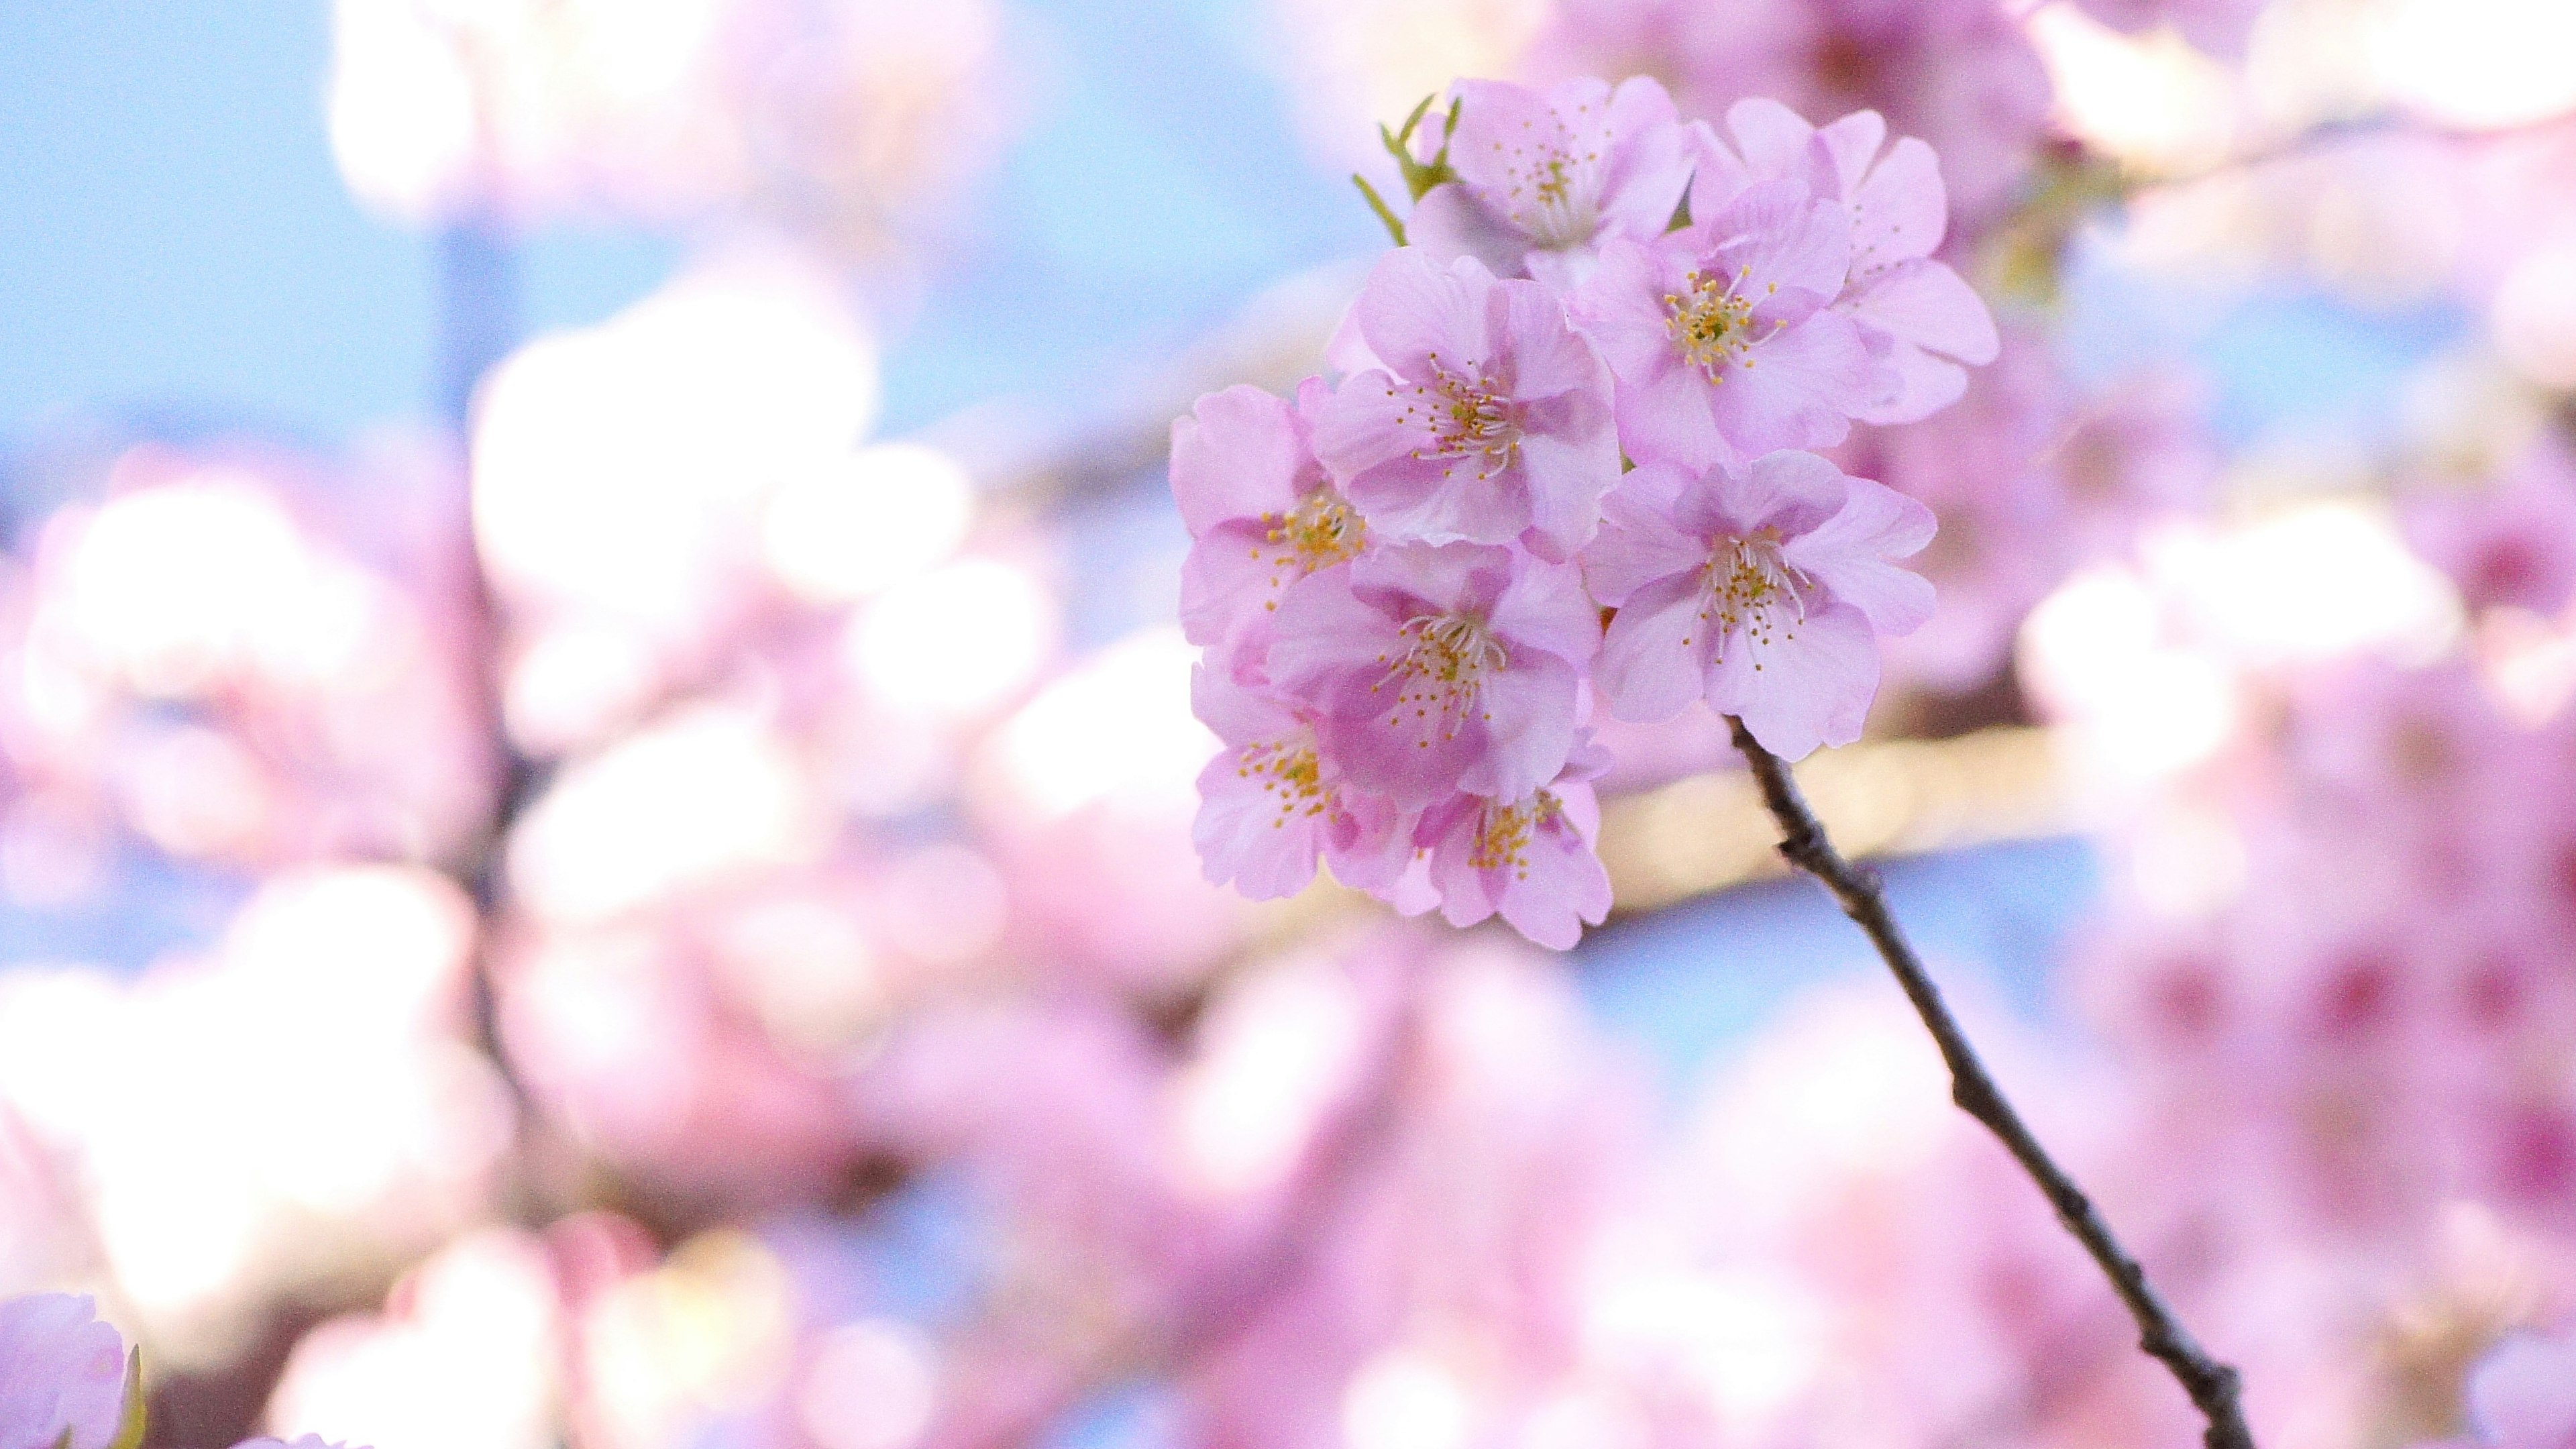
[1725,716,2255,1449]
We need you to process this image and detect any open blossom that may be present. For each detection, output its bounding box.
[1191,666,1416,899]
[1699,99,1997,424]
[1316,249,1621,562]
[1569,178,1874,469]
[1408,75,1696,288]
[1173,378,1368,680]
[1267,541,1599,806]
[0,1295,129,1449]
[1415,748,1613,949]
[1584,450,1933,758]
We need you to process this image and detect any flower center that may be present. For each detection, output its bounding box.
[1373,610,1507,744]
[1397,358,1523,482]
[1501,142,1602,249]
[1665,267,1780,380]
[1468,788,1564,879]
[1260,489,1366,575]
[1236,736,1330,824]
[1682,531,1811,666]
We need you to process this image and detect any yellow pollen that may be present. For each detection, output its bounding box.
[1381,611,1507,745]
[1256,489,1367,582]
[1468,788,1565,879]
[1697,529,1813,667]
[1665,266,1786,379]
[1237,737,1332,827]
[1393,361,1523,484]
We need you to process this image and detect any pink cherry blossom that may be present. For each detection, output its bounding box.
[1267,541,1599,807]
[0,1294,129,1449]
[1314,250,1621,562]
[1697,99,1999,424]
[1584,450,1933,758]
[1191,665,1417,900]
[2465,1326,2576,1448]
[1568,178,1874,469]
[1412,749,1613,949]
[234,1438,367,1449]
[1408,75,1697,289]
[1173,378,1368,681]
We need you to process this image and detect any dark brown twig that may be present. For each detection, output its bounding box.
[1724,715,2255,1449]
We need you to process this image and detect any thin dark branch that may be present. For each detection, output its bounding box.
[1724,716,2255,1449]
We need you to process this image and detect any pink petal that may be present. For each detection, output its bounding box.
[1491,553,1602,667]
[1723,97,1823,187]
[1582,468,1706,605]
[1850,136,1947,268]
[1709,600,1880,760]
[1465,652,1582,800]
[1815,109,1890,197]
[1355,248,1494,378]
[1405,182,1525,277]
[1845,258,1998,363]
[1597,570,1716,723]
[1784,476,1939,635]
[1170,385,1305,536]
[1615,355,1727,469]
[1708,311,1872,458]
[1494,276,1603,400]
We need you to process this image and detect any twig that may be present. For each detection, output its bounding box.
[1724,716,2255,1449]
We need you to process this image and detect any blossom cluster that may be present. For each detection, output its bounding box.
[1177,76,1993,947]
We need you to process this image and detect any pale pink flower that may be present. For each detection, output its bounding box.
[1568,179,1873,469]
[0,1294,129,1449]
[1191,666,1417,900]
[1315,250,1621,562]
[1174,378,1368,681]
[1584,450,1933,758]
[1697,99,1998,424]
[1412,749,1613,949]
[1408,76,1697,289]
[234,1438,366,1449]
[2463,1328,2576,1448]
[1267,541,1599,806]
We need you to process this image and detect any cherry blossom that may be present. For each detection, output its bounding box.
[1174,378,1367,682]
[1697,99,1998,424]
[1316,249,1622,561]
[1413,747,1613,947]
[1585,450,1933,757]
[1190,666,1417,900]
[1569,177,1874,468]
[1407,75,1697,288]
[1267,541,1600,807]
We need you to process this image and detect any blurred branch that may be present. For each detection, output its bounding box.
[1725,716,2256,1449]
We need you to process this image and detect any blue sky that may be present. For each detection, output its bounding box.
[0,0,1377,449]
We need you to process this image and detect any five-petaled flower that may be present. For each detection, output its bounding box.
[1407,76,1697,290]
[1586,451,1934,758]
[1317,249,1621,563]
[1571,178,1875,469]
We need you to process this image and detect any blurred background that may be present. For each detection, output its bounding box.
[4,1,2576,1446]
